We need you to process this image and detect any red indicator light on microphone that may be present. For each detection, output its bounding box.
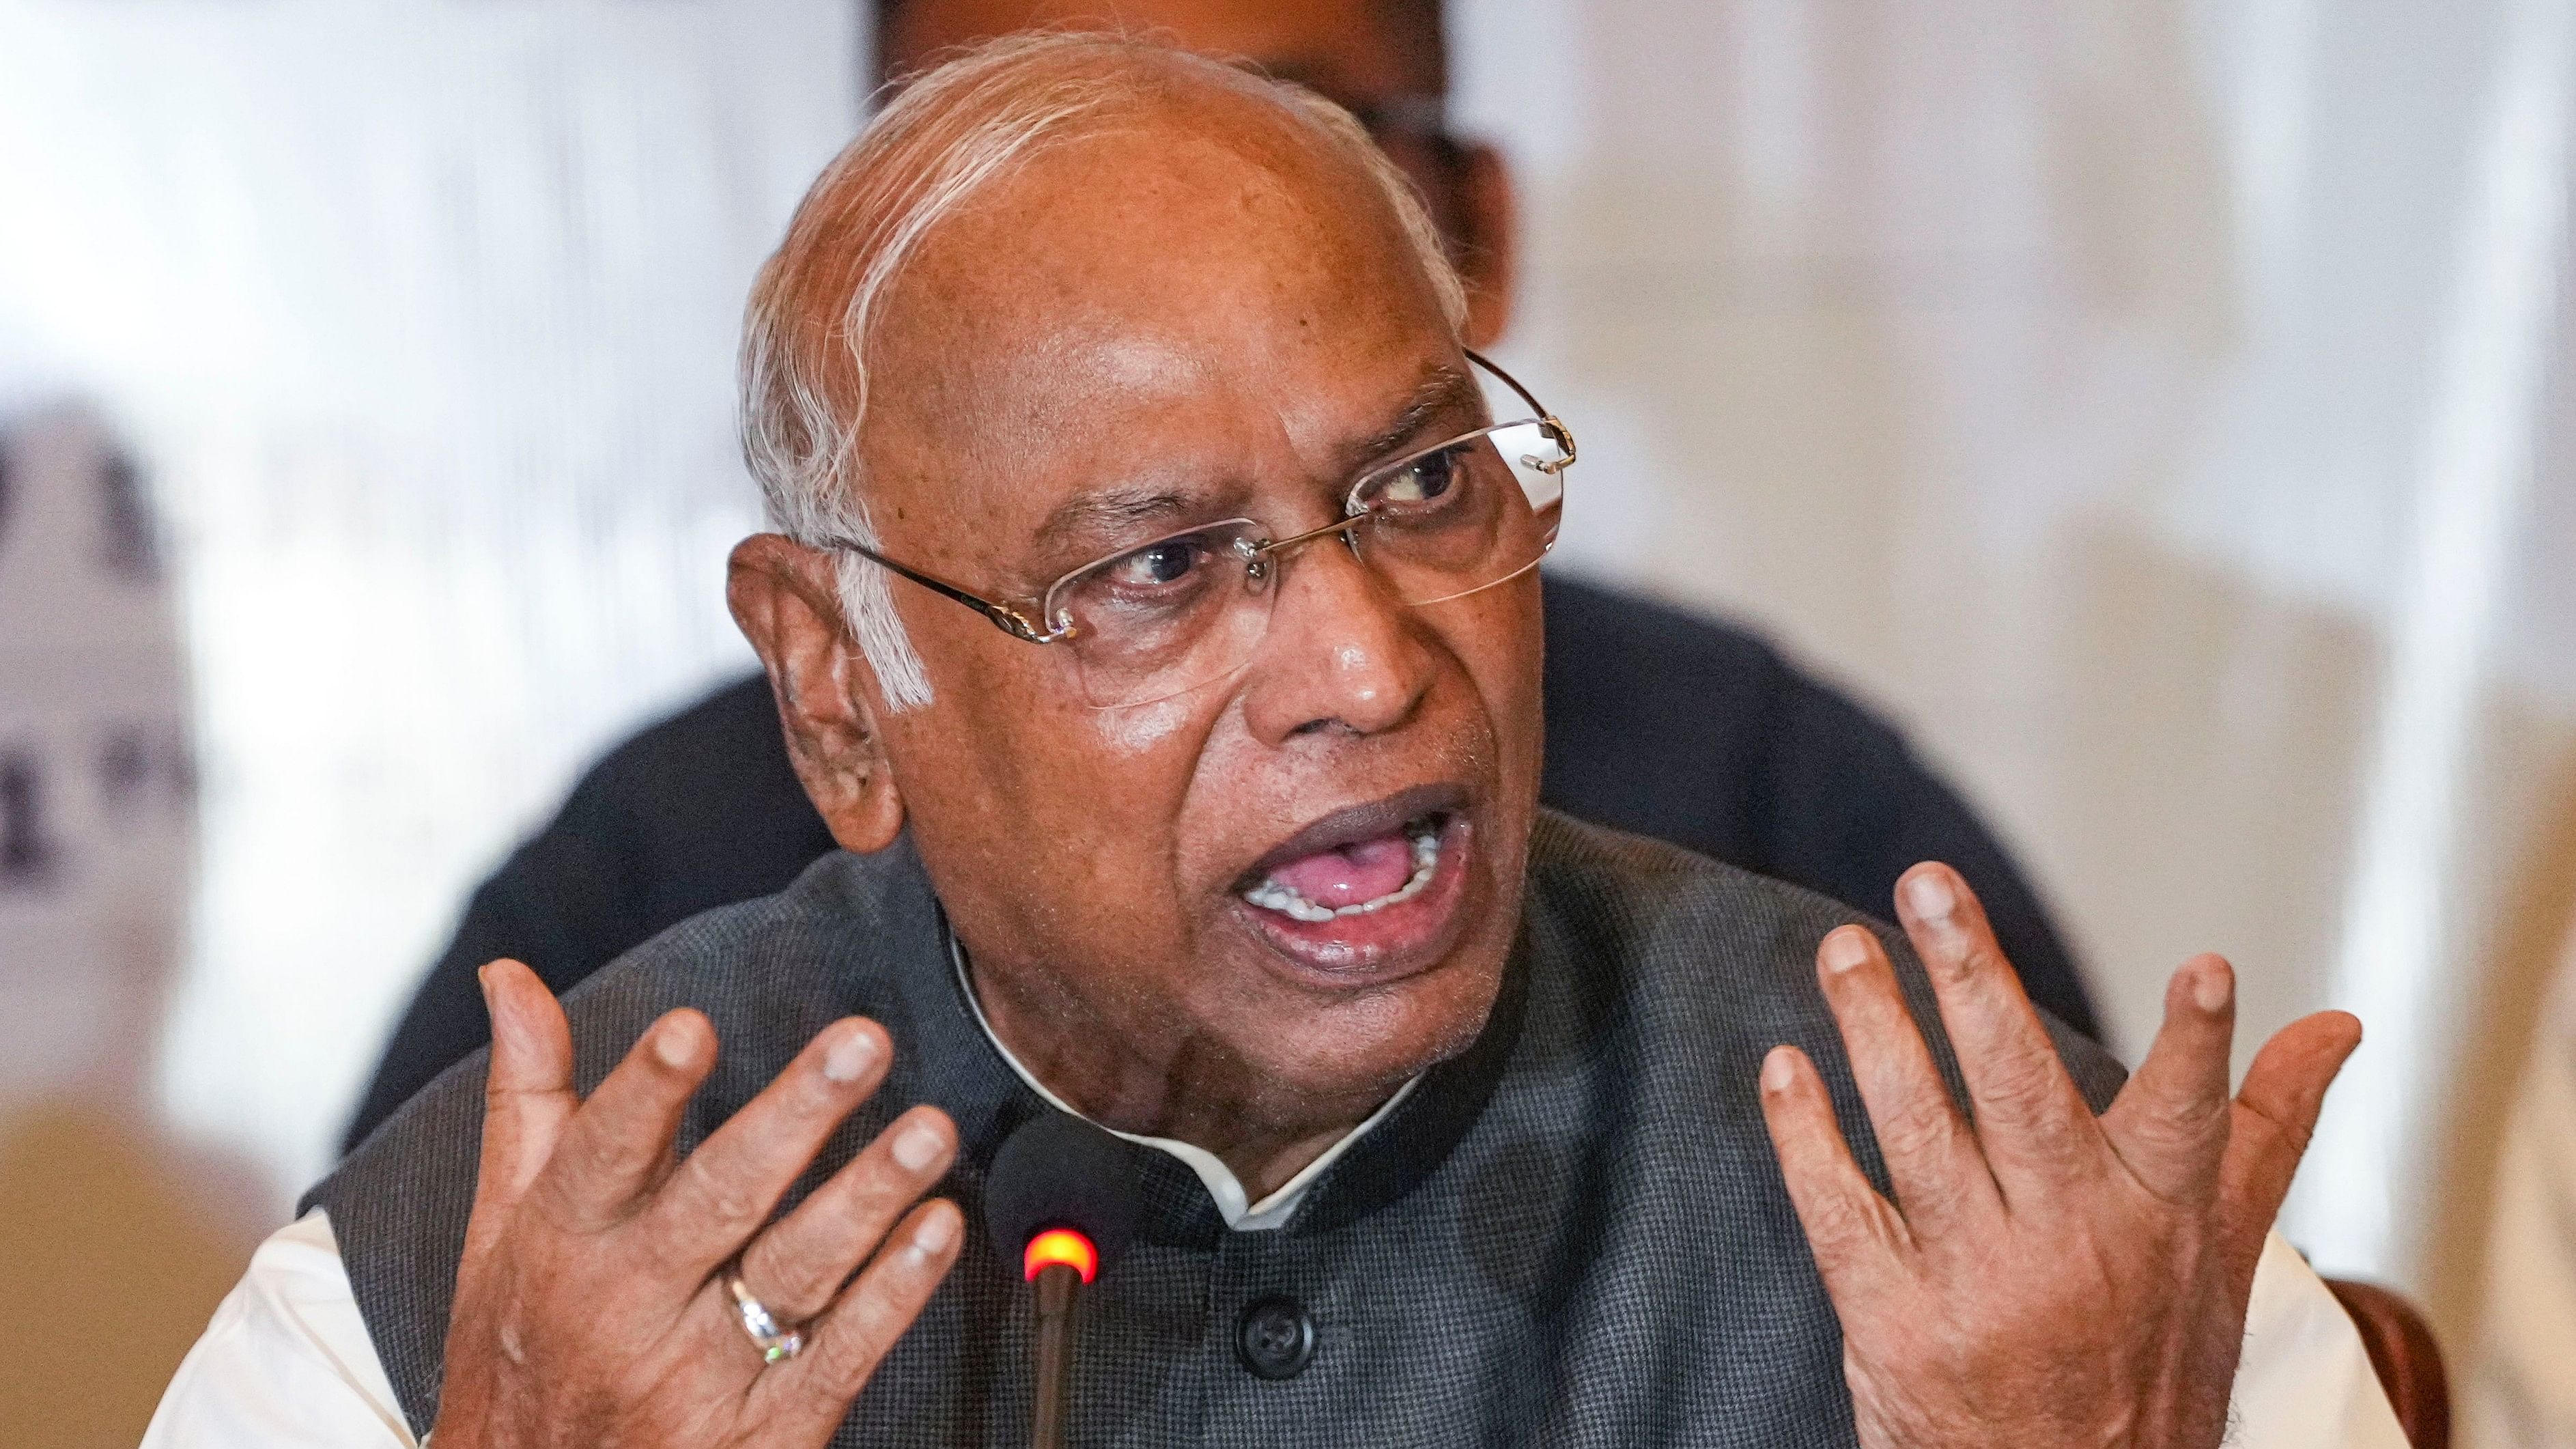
[1023,1227,1099,1284]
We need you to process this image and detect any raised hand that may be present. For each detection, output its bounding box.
[1759,863,2362,1449]
[431,960,965,1449]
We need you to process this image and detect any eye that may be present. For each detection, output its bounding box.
[1376,445,1465,507]
[1105,535,1208,589]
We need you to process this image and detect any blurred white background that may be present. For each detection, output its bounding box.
[3,0,2574,1441]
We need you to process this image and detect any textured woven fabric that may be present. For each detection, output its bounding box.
[309,811,2123,1446]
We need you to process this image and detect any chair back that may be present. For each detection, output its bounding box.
[2323,1277,2450,1449]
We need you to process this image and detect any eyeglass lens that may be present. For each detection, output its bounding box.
[1047,402,1567,709]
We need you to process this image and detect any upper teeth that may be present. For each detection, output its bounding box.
[1243,821,1442,923]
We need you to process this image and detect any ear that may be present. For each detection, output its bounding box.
[1454,141,1518,349]
[726,533,907,855]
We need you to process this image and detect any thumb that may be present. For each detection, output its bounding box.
[470,959,578,1226]
[2218,1010,2362,1235]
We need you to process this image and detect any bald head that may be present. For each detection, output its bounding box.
[739,33,1466,708]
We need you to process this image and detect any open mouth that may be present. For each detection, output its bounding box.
[1241,815,1445,921]
[1229,783,1475,981]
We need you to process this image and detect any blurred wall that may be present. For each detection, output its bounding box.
[0,1,858,1441]
[2,0,2574,1441]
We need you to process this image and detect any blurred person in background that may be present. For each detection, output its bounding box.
[344,0,2099,1152]
[2467,913,2576,1447]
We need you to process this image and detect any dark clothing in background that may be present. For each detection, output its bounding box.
[344,574,2095,1152]
[313,815,2126,1446]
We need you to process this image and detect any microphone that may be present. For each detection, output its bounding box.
[983,1112,1140,1449]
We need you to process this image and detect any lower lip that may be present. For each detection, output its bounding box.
[1232,815,1476,985]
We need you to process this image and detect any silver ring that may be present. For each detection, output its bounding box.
[725,1270,804,1365]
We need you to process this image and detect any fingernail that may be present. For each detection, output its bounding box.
[653,1016,697,1069]
[1761,1049,1795,1093]
[2193,960,2233,1014]
[912,1205,957,1256]
[1903,869,1955,923]
[1820,929,1871,974]
[822,1026,879,1084]
[892,1118,946,1172]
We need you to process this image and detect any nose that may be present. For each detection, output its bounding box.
[1239,532,1436,745]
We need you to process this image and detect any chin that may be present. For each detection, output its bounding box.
[1229,949,1508,1107]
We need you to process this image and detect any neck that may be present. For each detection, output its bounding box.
[965,958,1394,1200]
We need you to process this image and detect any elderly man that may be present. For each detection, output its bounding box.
[152,36,2402,1449]
[343,0,2099,1154]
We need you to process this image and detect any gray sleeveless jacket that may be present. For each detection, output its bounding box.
[311,811,2121,1446]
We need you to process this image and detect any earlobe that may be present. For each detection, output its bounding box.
[1455,141,1518,350]
[726,534,908,854]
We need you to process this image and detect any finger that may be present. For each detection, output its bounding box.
[2101,955,2237,1205]
[636,1017,893,1280]
[1811,925,1995,1234]
[472,960,577,1224]
[1759,1044,1911,1293]
[734,1105,957,1322]
[526,1007,717,1233]
[762,1199,964,1434]
[1895,862,2098,1199]
[2220,1010,2363,1233]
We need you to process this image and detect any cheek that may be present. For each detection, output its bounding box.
[967,677,1228,910]
[1084,692,1204,757]
[1442,582,1546,767]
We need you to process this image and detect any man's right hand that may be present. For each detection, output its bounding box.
[430,959,963,1449]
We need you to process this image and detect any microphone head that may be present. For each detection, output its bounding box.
[983,1110,1141,1281]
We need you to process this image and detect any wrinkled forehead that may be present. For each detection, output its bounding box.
[853,91,1458,577]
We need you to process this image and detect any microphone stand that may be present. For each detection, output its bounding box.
[1030,1261,1081,1449]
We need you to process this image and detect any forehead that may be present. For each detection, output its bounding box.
[881,0,1436,99]
[857,92,1456,565]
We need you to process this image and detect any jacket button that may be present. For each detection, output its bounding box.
[1234,1295,1315,1379]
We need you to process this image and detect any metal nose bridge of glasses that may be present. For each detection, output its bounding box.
[807,349,1575,647]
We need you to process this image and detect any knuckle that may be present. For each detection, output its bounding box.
[1929,936,1999,985]
[793,1066,849,1116]
[1800,1184,1890,1256]
[2131,1093,2225,1155]
[696,1174,766,1229]
[809,1303,898,1395]
[528,1173,606,1237]
[2240,1097,2313,1158]
[747,1248,833,1312]
[1981,1050,2065,1117]
[552,1125,638,1192]
[1873,1093,1958,1162]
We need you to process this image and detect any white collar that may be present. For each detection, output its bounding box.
[948,931,1420,1231]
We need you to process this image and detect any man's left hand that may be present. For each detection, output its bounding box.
[1759,862,2362,1449]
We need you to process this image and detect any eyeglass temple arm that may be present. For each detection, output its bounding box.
[1464,350,1576,473]
[808,534,1060,644]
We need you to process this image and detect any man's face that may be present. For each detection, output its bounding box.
[847,90,1544,1129]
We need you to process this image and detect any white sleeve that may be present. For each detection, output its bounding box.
[2226,1230,2409,1449]
[142,1208,419,1449]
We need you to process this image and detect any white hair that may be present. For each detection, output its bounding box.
[737,31,1470,711]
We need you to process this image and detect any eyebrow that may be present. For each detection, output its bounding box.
[1025,361,1484,562]
[1344,363,1484,475]
[1032,486,1206,560]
